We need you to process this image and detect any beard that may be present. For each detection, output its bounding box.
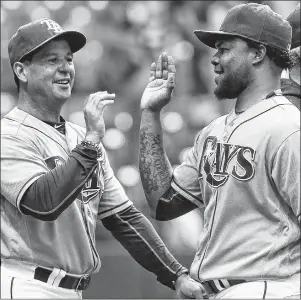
[214,63,252,100]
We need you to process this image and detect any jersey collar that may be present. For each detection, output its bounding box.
[4,107,67,137]
[225,94,294,132]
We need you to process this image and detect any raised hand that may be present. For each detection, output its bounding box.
[84,91,115,143]
[140,52,176,112]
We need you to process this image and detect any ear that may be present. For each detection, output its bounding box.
[252,44,267,65]
[13,62,29,84]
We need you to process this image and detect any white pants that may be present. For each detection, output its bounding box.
[1,264,82,299]
[1,276,82,299]
[212,273,300,299]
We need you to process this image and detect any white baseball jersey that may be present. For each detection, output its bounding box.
[171,93,300,282]
[1,107,132,275]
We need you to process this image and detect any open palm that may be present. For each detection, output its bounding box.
[140,52,176,112]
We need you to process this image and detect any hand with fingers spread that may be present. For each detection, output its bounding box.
[140,52,176,112]
[84,91,115,143]
[175,274,208,299]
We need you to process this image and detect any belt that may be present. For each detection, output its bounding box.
[34,267,91,291]
[202,279,247,296]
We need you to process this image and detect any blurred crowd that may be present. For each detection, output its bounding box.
[1,0,299,254]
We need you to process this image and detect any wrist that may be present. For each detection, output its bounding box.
[140,109,162,123]
[176,268,189,279]
[85,133,103,144]
[80,140,103,159]
[173,267,189,288]
[141,107,162,114]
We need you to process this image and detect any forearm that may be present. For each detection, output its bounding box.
[139,110,173,213]
[20,144,99,221]
[156,187,198,220]
[101,205,188,290]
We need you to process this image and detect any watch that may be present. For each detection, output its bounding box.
[80,140,103,159]
[172,268,189,289]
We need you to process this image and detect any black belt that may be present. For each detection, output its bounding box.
[34,267,91,291]
[202,279,247,296]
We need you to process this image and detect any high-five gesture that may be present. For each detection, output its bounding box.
[140,52,176,112]
[84,91,115,143]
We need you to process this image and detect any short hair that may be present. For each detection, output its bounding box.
[245,39,294,70]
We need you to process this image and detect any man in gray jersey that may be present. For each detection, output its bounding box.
[1,18,204,299]
[139,3,300,299]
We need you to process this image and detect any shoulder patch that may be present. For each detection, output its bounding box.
[44,156,65,170]
[81,162,104,203]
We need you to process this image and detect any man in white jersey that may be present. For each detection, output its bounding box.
[138,3,300,299]
[1,18,203,299]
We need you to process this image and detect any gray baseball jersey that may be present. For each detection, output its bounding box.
[171,93,300,282]
[1,107,132,275]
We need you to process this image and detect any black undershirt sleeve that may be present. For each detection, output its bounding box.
[156,187,198,221]
[20,144,99,221]
[101,205,189,290]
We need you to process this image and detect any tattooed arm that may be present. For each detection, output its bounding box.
[138,53,208,299]
[139,52,176,215]
[139,111,173,214]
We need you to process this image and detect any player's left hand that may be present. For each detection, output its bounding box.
[140,52,175,112]
[174,274,208,299]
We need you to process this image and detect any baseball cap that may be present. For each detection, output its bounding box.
[194,3,292,52]
[8,18,86,67]
[286,4,300,49]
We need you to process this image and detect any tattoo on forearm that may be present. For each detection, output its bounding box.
[139,126,171,194]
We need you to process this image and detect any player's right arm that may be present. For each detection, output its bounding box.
[139,53,175,213]
[139,53,202,220]
[1,92,114,221]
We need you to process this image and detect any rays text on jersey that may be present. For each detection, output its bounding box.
[200,136,256,188]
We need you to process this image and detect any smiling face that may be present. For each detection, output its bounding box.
[24,38,75,104]
[211,37,254,100]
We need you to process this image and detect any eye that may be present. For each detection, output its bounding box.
[67,57,73,63]
[48,57,57,63]
[216,47,228,55]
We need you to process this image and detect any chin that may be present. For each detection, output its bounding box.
[214,80,242,100]
[214,88,238,100]
[55,94,71,103]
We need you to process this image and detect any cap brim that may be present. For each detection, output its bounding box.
[18,30,86,62]
[57,31,87,53]
[194,30,238,48]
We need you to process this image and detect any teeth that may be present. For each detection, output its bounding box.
[57,80,68,84]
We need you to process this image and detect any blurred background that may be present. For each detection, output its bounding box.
[1,1,299,298]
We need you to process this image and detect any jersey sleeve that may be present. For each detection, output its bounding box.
[271,130,300,221]
[1,134,48,210]
[171,134,204,208]
[97,145,132,219]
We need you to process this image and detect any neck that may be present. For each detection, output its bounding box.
[235,76,280,113]
[17,90,63,123]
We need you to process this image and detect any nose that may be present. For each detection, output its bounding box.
[58,59,72,73]
[211,54,219,67]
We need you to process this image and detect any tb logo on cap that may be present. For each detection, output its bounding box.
[40,19,63,34]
